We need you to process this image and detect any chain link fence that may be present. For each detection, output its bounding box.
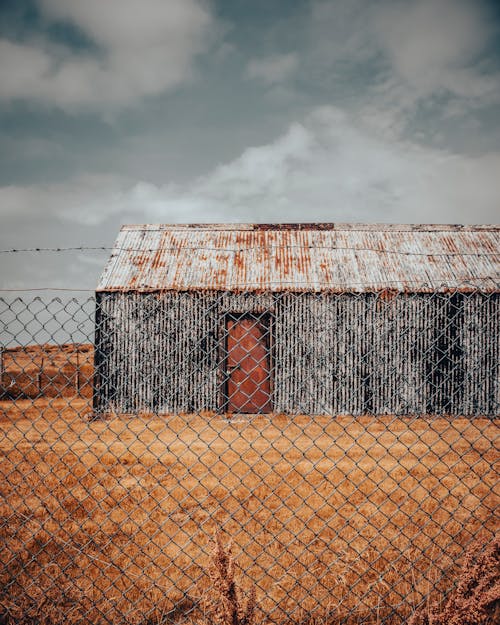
[0,288,498,625]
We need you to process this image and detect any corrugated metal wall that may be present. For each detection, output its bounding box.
[94,291,499,416]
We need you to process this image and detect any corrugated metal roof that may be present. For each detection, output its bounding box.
[97,224,500,293]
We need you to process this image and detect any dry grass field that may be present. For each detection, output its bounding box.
[0,344,93,399]
[0,398,498,624]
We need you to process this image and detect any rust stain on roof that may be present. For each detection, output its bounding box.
[151,248,165,269]
[97,223,500,294]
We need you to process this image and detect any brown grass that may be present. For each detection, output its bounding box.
[0,344,93,399]
[0,397,497,624]
[200,531,256,625]
[408,535,499,625]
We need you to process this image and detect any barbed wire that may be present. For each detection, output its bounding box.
[0,277,498,293]
[0,288,96,292]
[0,245,499,258]
[0,247,112,254]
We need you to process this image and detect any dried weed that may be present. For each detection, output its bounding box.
[0,404,497,625]
[408,535,500,625]
[200,531,256,625]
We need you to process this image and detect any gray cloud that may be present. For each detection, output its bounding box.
[2,106,498,233]
[0,0,499,291]
[247,53,299,85]
[373,0,499,99]
[307,0,500,118]
[0,0,218,110]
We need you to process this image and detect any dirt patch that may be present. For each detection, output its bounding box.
[0,399,497,624]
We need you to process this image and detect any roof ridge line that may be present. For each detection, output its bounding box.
[119,223,500,232]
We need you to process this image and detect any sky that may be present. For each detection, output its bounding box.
[0,0,499,291]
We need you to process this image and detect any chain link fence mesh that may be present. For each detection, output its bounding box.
[0,288,498,625]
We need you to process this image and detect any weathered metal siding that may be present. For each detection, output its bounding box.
[273,294,367,414]
[273,293,488,415]
[94,291,275,414]
[94,292,499,416]
[460,294,500,414]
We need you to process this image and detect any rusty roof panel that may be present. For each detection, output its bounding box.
[97,224,500,293]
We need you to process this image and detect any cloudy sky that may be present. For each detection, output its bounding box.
[1,0,499,290]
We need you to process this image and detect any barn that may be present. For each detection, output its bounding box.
[94,223,499,416]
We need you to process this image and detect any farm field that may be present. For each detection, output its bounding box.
[0,343,93,399]
[0,398,498,624]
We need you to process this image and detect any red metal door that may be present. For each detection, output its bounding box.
[225,316,272,413]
